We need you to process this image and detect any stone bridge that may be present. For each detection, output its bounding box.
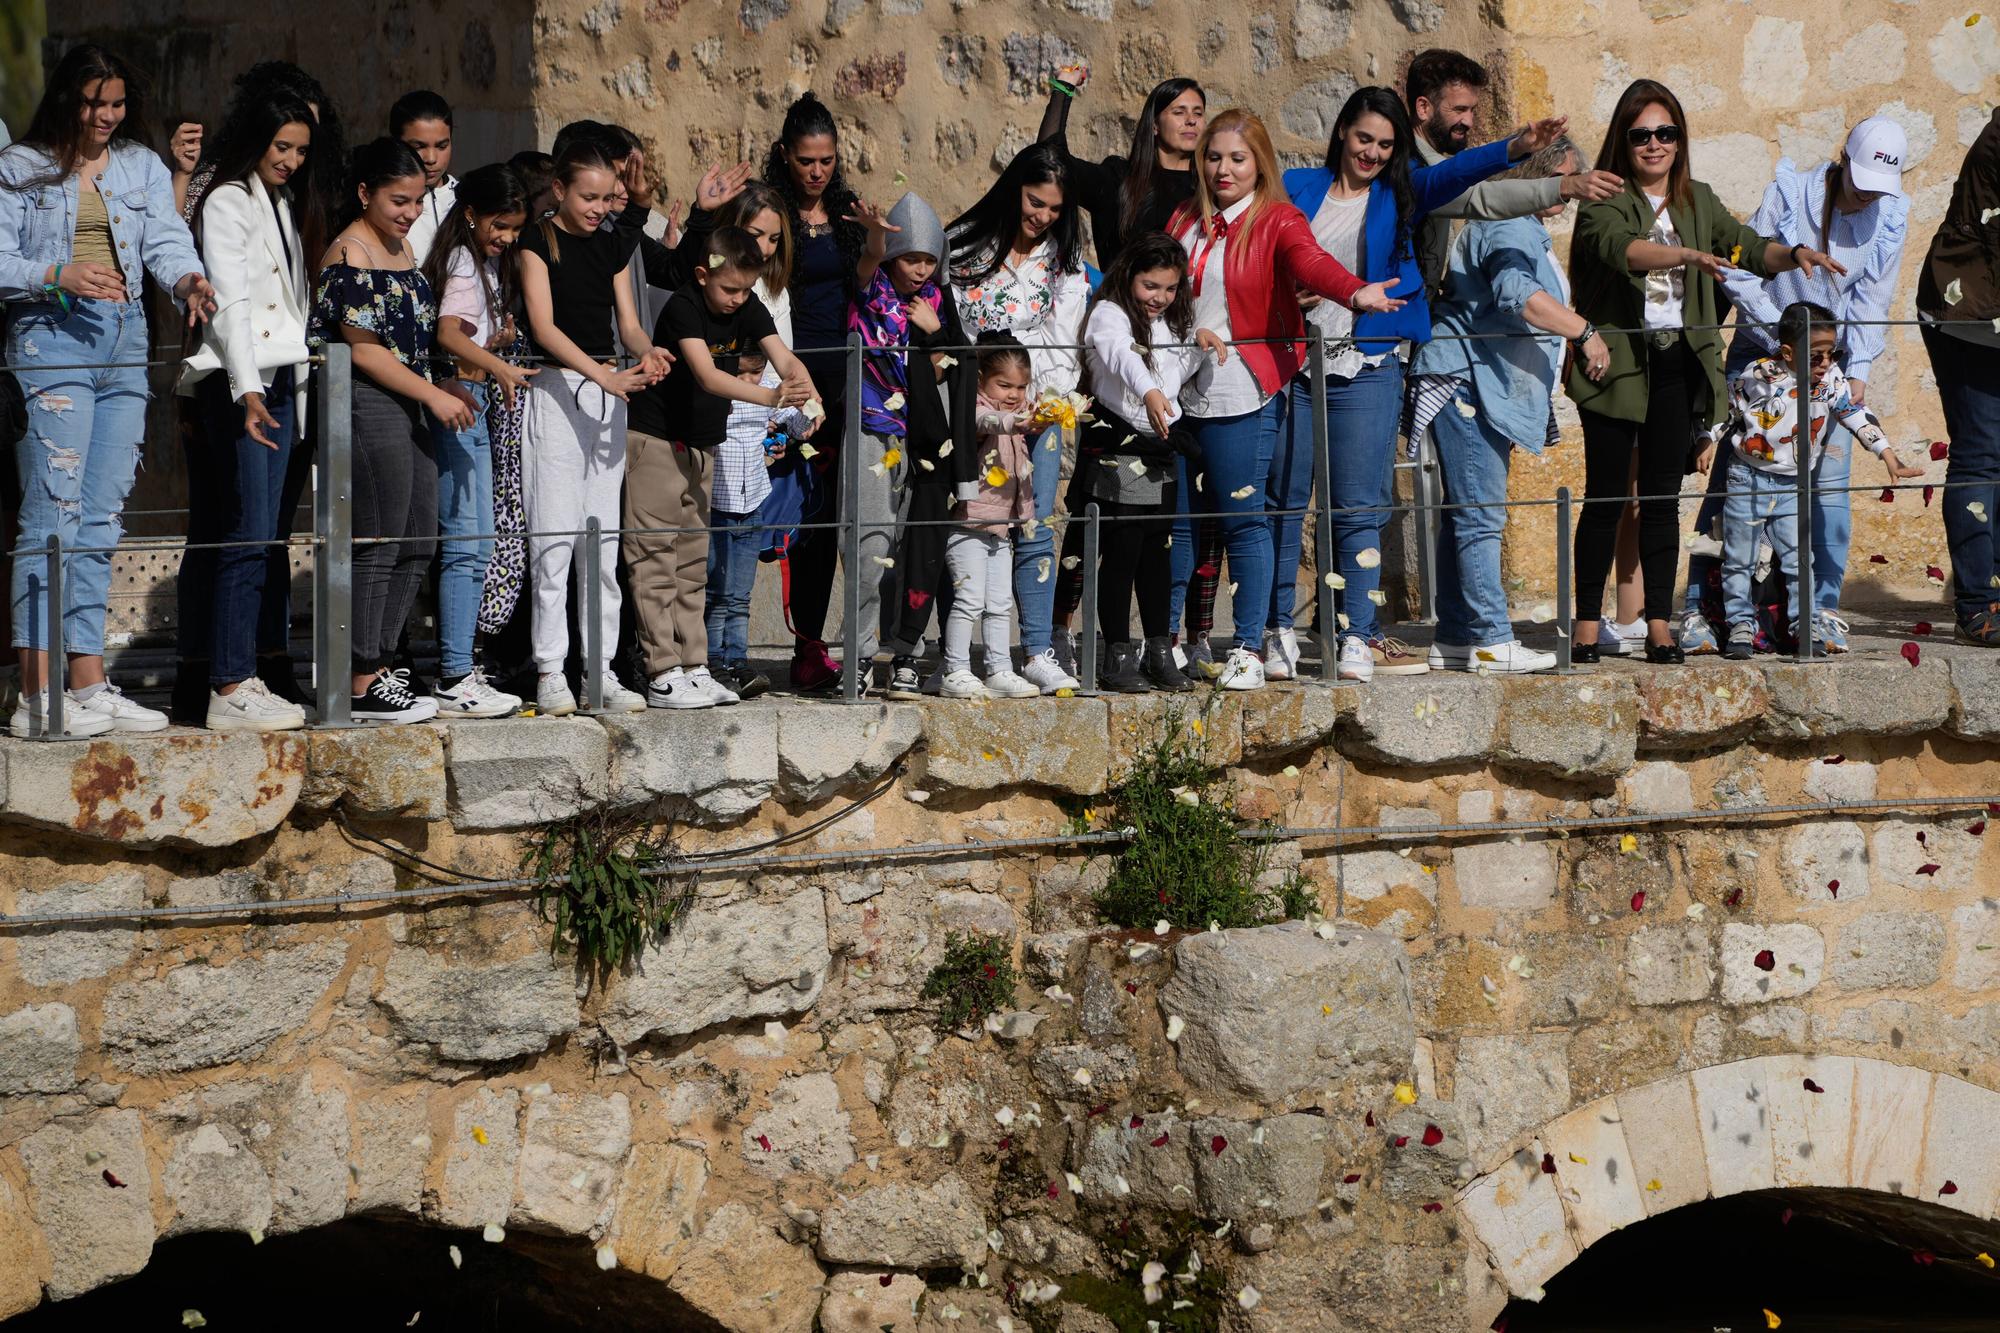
[2,654,1999,1329]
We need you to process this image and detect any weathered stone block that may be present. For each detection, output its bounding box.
[1106,692,1241,781]
[1946,655,2000,739]
[1850,1058,1932,1196]
[742,1072,855,1179]
[261,1075,351,1235]
[1623,925,1715,1006]
[609,1142,708,1279]
[13,869,146,986]
[375,946,579,1062]
[436,1087,521,1229]
[1871,818,1982,894]
[1919,1076,2000,1217]
[1032,1041,1139,1101]
[1453,1034,1571,1166]
[1189,1113,1327,1222]
[1158,922,1414,1103]
[1076,1118,1197,1212]
[1341,676,1499,768]
[1495,675,1637,779]
[775,702,924,802]
[1950,900,2000,991]
[1453,838,1558,911]
[1540,1097,1645,1246]
[1636,666,1769,750]
[1614,1074,1709,1216]
[100,940,348,1074]
[444,718,609,829]
[1720,923,1825,1004]
[1764,1053,1856,1190]
[934,889,1019,941]
[513,1092,631,1236]
[0,1175,46,1320]
[1691,1058,1776,1195]
[298,725,447,819]
[817,1175,988,1270]
[1802,757,1877,804]
[667,1201,822,1333]
[1786,821,1870,902]
[0,731,304,848]
[351,1090,430,1215]
[1620,761,1693,815]
[917,697,1110,795]
[1831,912,1944,991]
[598,887,830,1046]
[0,1002,80,1095]
[601,708,778,822]
[161,1123,273,1238]
[1239,683,1346,759]
[1758,660,1952,740]
[821,1267,926,1333]
[19,1108,152,1299]
[1456,1150,1576,1299]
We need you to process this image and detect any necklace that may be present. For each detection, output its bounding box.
[803,219,832,238]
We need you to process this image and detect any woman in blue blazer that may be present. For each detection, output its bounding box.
[1271,86,1559,682]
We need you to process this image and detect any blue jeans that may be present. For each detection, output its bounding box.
[1429,386,1518,647]
[1009,424,1063,656]
[189,366,299,684]
[705,507,761,666]
[1288,359,1404,641]
[1684,426,1852,619]
[1168,452,1199,634]
[433,380,494,679]
[1190,394,1286,651]
[1721,466,1801,629]
[1923,325,2000,624]
[7,300,149,655]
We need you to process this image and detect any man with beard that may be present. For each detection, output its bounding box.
[1406,49,1624,293]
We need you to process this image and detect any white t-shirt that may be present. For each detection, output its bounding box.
[1304,189,1398,377]
[1181,197,1267,419]
[437,247,500,348]
[408,175,459,267]
[1642,192,1684,332]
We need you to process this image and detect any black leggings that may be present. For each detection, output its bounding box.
[1096,496,1173,643]
[349,378,437,674]
[1576,338,1700,624]
[788,349,847,645]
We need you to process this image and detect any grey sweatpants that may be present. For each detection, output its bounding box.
[849,430,905,663]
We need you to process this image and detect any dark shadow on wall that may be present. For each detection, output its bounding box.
[1501,1186,2000,1332]
[0,0,45,136]
[2,1216,725,1331]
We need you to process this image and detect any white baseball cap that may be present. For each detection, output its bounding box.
[1844,116,1908,196]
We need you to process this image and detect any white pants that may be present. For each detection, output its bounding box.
[523,371,625,676]
[944,527,1014,676]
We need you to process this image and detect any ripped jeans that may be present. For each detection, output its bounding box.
[7,300,149,655]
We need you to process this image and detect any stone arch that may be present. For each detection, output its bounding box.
[1454,1054,1998,1328]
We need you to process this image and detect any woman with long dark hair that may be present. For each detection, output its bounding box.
[181,61,344,265]
[1567,79,1840,665]
[947,143,1089,693]
[0,44,215,738]
[764,92,866,691]
[177,89,318,731]
[1277,86,1562,682]
[1036,64,1205,270]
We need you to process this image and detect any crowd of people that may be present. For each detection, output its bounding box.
[1,40,1995,738]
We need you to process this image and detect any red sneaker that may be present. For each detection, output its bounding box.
[789,640,843,692]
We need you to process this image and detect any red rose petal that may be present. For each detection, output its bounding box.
[1917,863,1942,877]
[998,1136,1011,1150]
[982,964,997,979]
[1924,485,1936,507]
[1828,880,1840,898]
[879,1273,895,1287]
[1918,830,1930,846]
[1941,1180,1960,1196]
[1868,553,1889,563]
[1365,1111,1376,1127]
[1088,1104,1109,1118]
[1931,440,1950,461]
[1824,754,1846,765]
[1422,1124,1444,1147]
[1725,888,1745,909]
[1879,488,1896,503]
[1129,1115,1145,1129]
[1989,804,2000,816]
[1421,1201,1444,1213]
[1781,1207,1794,1226]
[1901,642,1922,667]
[1803,1078,1824,1094]
[1343,1172,1362,1184]
[1123,981,1138,994]
[1210,1135,1228,1156]
[1150,1133,1170,1148]
[1393,1135,1410,1148]
[1047,1180,1061,1198]
[1928,565,1947,582]
[1913,622,1933,636]
[1914,1250,1936,1266]
[102,1170,125,1189]
[1541,1153,1558,1174]
[1630,891,1646,913]
[1754,948,1776,972]
[755,1134,773,1152]
[1969,820,1987,837]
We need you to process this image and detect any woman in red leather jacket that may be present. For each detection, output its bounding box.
[1164,108,1403,691]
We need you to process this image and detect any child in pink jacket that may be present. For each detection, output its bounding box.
[941,335,1040,699]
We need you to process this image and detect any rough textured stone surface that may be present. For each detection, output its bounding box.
[667,1201,822,1333]
[1453,838,1559,911]
[0,732,304,848]
[1189,1113,1327,1221]
[1342,677,1499,767]
[437,1086,522,1229]
[820,1267,926,1332]
[609,1142,708,1279]
[1106,693,1242,781]
[259,1075,352,1234]
[1454,1034,1571,1166]
[818,1176,988,1269]
[0,1002,81,1095]
[1624,925,1716,1006]
[917,697,1110,795]
[100,940,348,1074]
[1720,923,1826,1004]
[1621,761,1693,815]
[776,702,925,802]
[1945,655,2000,739]
[351,1091,430,1215]
[742,1072,856,1178]
[513,1092,632,1236]
[1239,684,1345,759]
[375,946,579,1062]
[1951,900,2000,991]
[13,869,146,985]
[1803,757,1878,804]
[1758,661,1953,739]
[161,1123,273,1238]
[602,708,779,821]
[18,1109,153,1299]
[298,725,447,819]
[1159,922,1414,1103]
[1831,912,1945,991]
[1636,667,1770,749]
[0,1175,46,1320]
[934,889,1019,941]
[1787,820,1870,902]
[598,887,830,1045]
[445,718,609,829]
[1496,676,1638,778]
[1076,1118,1198,1212]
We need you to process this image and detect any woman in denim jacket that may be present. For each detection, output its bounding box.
[0,45,215,738]
[1410,137,1610,675]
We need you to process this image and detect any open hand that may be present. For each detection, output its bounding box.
[1559,170,1624,202]
[1349,281,1407,314]
[695,161,754,212]
[846,199,900,236]
[243,393,282,450]
[177,273,219,324]
[1512,115,1570,157]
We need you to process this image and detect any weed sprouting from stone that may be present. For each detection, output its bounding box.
[920,931,1019,1033]
[523,802,690,986]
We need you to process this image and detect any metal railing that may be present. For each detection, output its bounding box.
[2,313,1986,738]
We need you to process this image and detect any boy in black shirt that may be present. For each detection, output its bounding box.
[625,227,820,709]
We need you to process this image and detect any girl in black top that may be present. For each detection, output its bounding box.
[1036,65,1205,270]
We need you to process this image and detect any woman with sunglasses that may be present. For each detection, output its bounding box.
[1566,79,1842,665]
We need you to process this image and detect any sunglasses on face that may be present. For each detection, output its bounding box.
[1626,124,1683,147]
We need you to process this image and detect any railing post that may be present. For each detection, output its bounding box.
[1793,308,1817,662]
[1308,331,1337,682]
[42,534,63,738]
[1078,502,1101,694]
[1555,485,1574,673]
[1412,430,1440,624]
[312,342,354,727]
[841,332,864,703]
[583,515,604,711]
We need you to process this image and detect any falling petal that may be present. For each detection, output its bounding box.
[1804,1078,1825,1093]
[1066,1171,1085,1195]
[884,392,906,411]
[102,1170,125,1188]
[596,1244,617,1271]
[483,1223,506,1243]
[1931,440,1951,461]
[1914,622,1934,636]
[1619,834,1638,854]
[1945,279,1964,306]
[1941,1180,1960,1195]
[182,1313,207,1329]
[1073,1067,1093,1085]
[937,441,953,457]
[799,442,818,459]
[1355,548,1382,569]
[799,399,825,421]
[1568,1152,1589,1165]
[1393,1135,1409,1148]
[1969,819,1987,836]
[881,448,903,468]
[1528,602,1554,624]
[449,1245,463,1270]
[1868,553,1888,563]
[1393,1081,1417,1105]
[1541,1154,1558,1174]
[1150,1132,1170,1147]
[1646,1178,1662,1191]
[1421,1124,1444,1147]
[1970,501,1990,522]
[1237,1286,1262,1310]
[1166,1015,1185,1041]
[1154,918,1171,936]
[1210,1135,1229,1155]
[1630,891,1646,913]
[1765,1310,1782,1329]
[755,1134,772,1151]
[1917,862,1942,876]
[707,253,726,269]
[1754,949,1776,971]
[918,457,935,471]
[1037,557,1052,584]
[1367,590,1387,606]
[873,555,896,568]
[1979,1252,1995,1268]
[1901,642,1922,668]
[1828,881,1840,898]
[1925,485,1936,507]
[1324,571,1346,589]
[1282,764,1302,778]
[471,1126,489,1146]
[1230,485,1256,499]
[1194,474,1204,492]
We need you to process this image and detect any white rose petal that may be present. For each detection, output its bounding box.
[1324,571,1346,589]
[1073,1066,1094,1085]
[482,1223,506,1244]
[1166,1014,1186,1041]
[1355,547,1382,569]
[1065,1171,1085,1195]
[1230,485,1256,499]
[1154,918,1171,936]
[1237,1285,1263,1310]
[938,441,953,456]
[995,1106,1015,1126]
[448,1245,463,1269]
[1366,589,1387,606]
[1062,555,1081,569]
[884,392,906,411]
[1455,399,1478,419]
[595,1245,617,1271]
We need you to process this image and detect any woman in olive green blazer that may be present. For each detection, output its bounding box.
[1565,79,1843,664]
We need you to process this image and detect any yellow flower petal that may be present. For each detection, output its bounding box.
[798,442,819,459]
[1764,1310,1781,1330]
[1393,1081,1417,1105]
[986,465,1008,486]
[1646,1178,1662,1192]
[1568,1151,1588,1164]
[1978,1252,1995,1268]
[881,448,903,468]
[472,1126,489,1146]
[1619,834,1638,854]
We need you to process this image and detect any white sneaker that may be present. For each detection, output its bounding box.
[646,668,712,710]
[9,691,116,739]
[684,665,740,706]
[940,669,990,699]
[536,673,578,717]
[1337,635,1375,683]
[592,676,647,713]
[433,669,522,719]
[1596,617,1647,655]
[207,678,307,732]
[1430,640,1555,674]
[1216,645,1266,691]
[1262,628,1300,681]
[73,682,168,733]
[983,668,1040,698]
[1020,647,1080,695]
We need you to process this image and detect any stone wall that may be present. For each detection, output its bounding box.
[3,666,2000,1329]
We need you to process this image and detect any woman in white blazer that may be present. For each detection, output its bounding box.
[176,90,317,732]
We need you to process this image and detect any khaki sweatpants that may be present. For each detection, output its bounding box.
[624,430,712,677]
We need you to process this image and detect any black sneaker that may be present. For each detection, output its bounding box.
[1722,622,1758,661]
[352,670,440,723]
[171,658,211,727]
[714,663,771,700]
[884,655,923,700]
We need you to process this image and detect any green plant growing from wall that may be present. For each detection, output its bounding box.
[919,931,1018,1033]
[524,802,690,985]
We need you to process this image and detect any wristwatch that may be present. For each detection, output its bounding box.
[1569,321,1597,350]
